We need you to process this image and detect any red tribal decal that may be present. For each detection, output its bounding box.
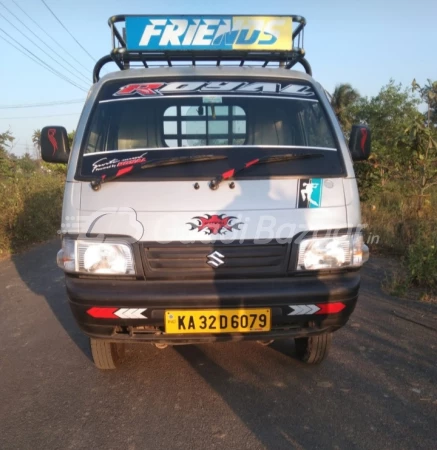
[187,214,243,235]
[48,128,58,156]
[360,128,368,153]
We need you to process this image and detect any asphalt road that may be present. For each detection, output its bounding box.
[0,241,436,450]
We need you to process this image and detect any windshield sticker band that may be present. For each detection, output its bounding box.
[297,178,322,208]
[114,83,165,96]
[91,153,148,173]
[113,82,315,98]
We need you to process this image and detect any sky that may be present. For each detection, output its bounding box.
[1,0,436,156]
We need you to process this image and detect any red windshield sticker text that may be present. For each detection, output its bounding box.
[91,153,147,173]
[113,82,315,98]
[114,83,165,96]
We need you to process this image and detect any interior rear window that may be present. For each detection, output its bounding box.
[162,105,246,147]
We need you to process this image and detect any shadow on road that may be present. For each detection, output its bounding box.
[172,314,437,450]
[10,240,91,360]
[174,343,315,449]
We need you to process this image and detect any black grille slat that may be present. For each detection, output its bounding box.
[142,242,290,280]
[147,247,285,259]
[150,256,284,269]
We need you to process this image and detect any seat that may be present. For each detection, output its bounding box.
[253,107,294,146]
[117,105,149,150]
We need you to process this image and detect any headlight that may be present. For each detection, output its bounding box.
[57,238,135,275]
[296,234,369,271]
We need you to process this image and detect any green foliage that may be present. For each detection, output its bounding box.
[0,130,14,150]
[0,130,15,177]
[362,190,437,296]
[353,156,383,201]
[413,78,437,126]
[0,173,64,255]
[330,83,360,133]
[353,81,421,189]
[402,115,437,206]
[381,269,408,297]
[16,153,39,173]
[68,130,75,147]
[32,129,41,159]
[41,160,68,175]
[355,81,420,147]
[0,130,64,256]
[332,80,437,294]
[406,227,437,290]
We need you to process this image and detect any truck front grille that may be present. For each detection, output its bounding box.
[142,242,290,280]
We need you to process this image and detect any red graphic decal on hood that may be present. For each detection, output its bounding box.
[48,128,58,156]
[187,214,243,235]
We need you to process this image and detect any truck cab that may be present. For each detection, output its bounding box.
[41,15,370,369]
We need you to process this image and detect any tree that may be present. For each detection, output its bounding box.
[330,83,360,133]
[405,80,437,212]
[0,130,14,177]
[16,152,38,173]
[32,129,41,159]
[413,78,437,127]
[0,130,14,151]
[352,81,421,190]
[67,130,75,148]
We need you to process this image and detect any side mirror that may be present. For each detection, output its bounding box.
[349,125,371,161]
[41,126,70,163]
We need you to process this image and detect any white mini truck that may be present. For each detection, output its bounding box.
[41,15,370,369]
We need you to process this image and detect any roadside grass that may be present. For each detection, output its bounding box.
[0,170,64,256]
[362,184,437,298]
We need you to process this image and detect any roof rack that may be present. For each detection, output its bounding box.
[93,15,312,82]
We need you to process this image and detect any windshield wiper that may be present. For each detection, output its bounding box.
[209,153,324,190]
[91,154,227,190]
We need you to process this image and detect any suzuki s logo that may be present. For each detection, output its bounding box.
[207,251,225,267]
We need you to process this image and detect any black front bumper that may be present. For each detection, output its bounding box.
[66,272,360,343]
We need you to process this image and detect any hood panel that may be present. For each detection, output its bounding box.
[78,178,347,241]
[81,178,344,211]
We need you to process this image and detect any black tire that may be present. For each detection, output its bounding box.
[90,338,125,370]
[294,333,332,364]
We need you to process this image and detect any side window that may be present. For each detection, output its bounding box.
[162,105,246,147]
[84,102,149,153]
[85,107,106,153]
[299,103,336,148]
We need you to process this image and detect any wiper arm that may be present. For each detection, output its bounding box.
[140,154,227,168]
[209,153,324,190]
[91,154,227,191]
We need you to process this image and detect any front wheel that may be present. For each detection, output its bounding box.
[90,338,125,370]
[294,333,332,364]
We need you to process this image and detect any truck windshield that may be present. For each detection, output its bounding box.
[79,80,344,180]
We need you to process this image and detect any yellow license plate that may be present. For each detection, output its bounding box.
[165,309,271,334]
